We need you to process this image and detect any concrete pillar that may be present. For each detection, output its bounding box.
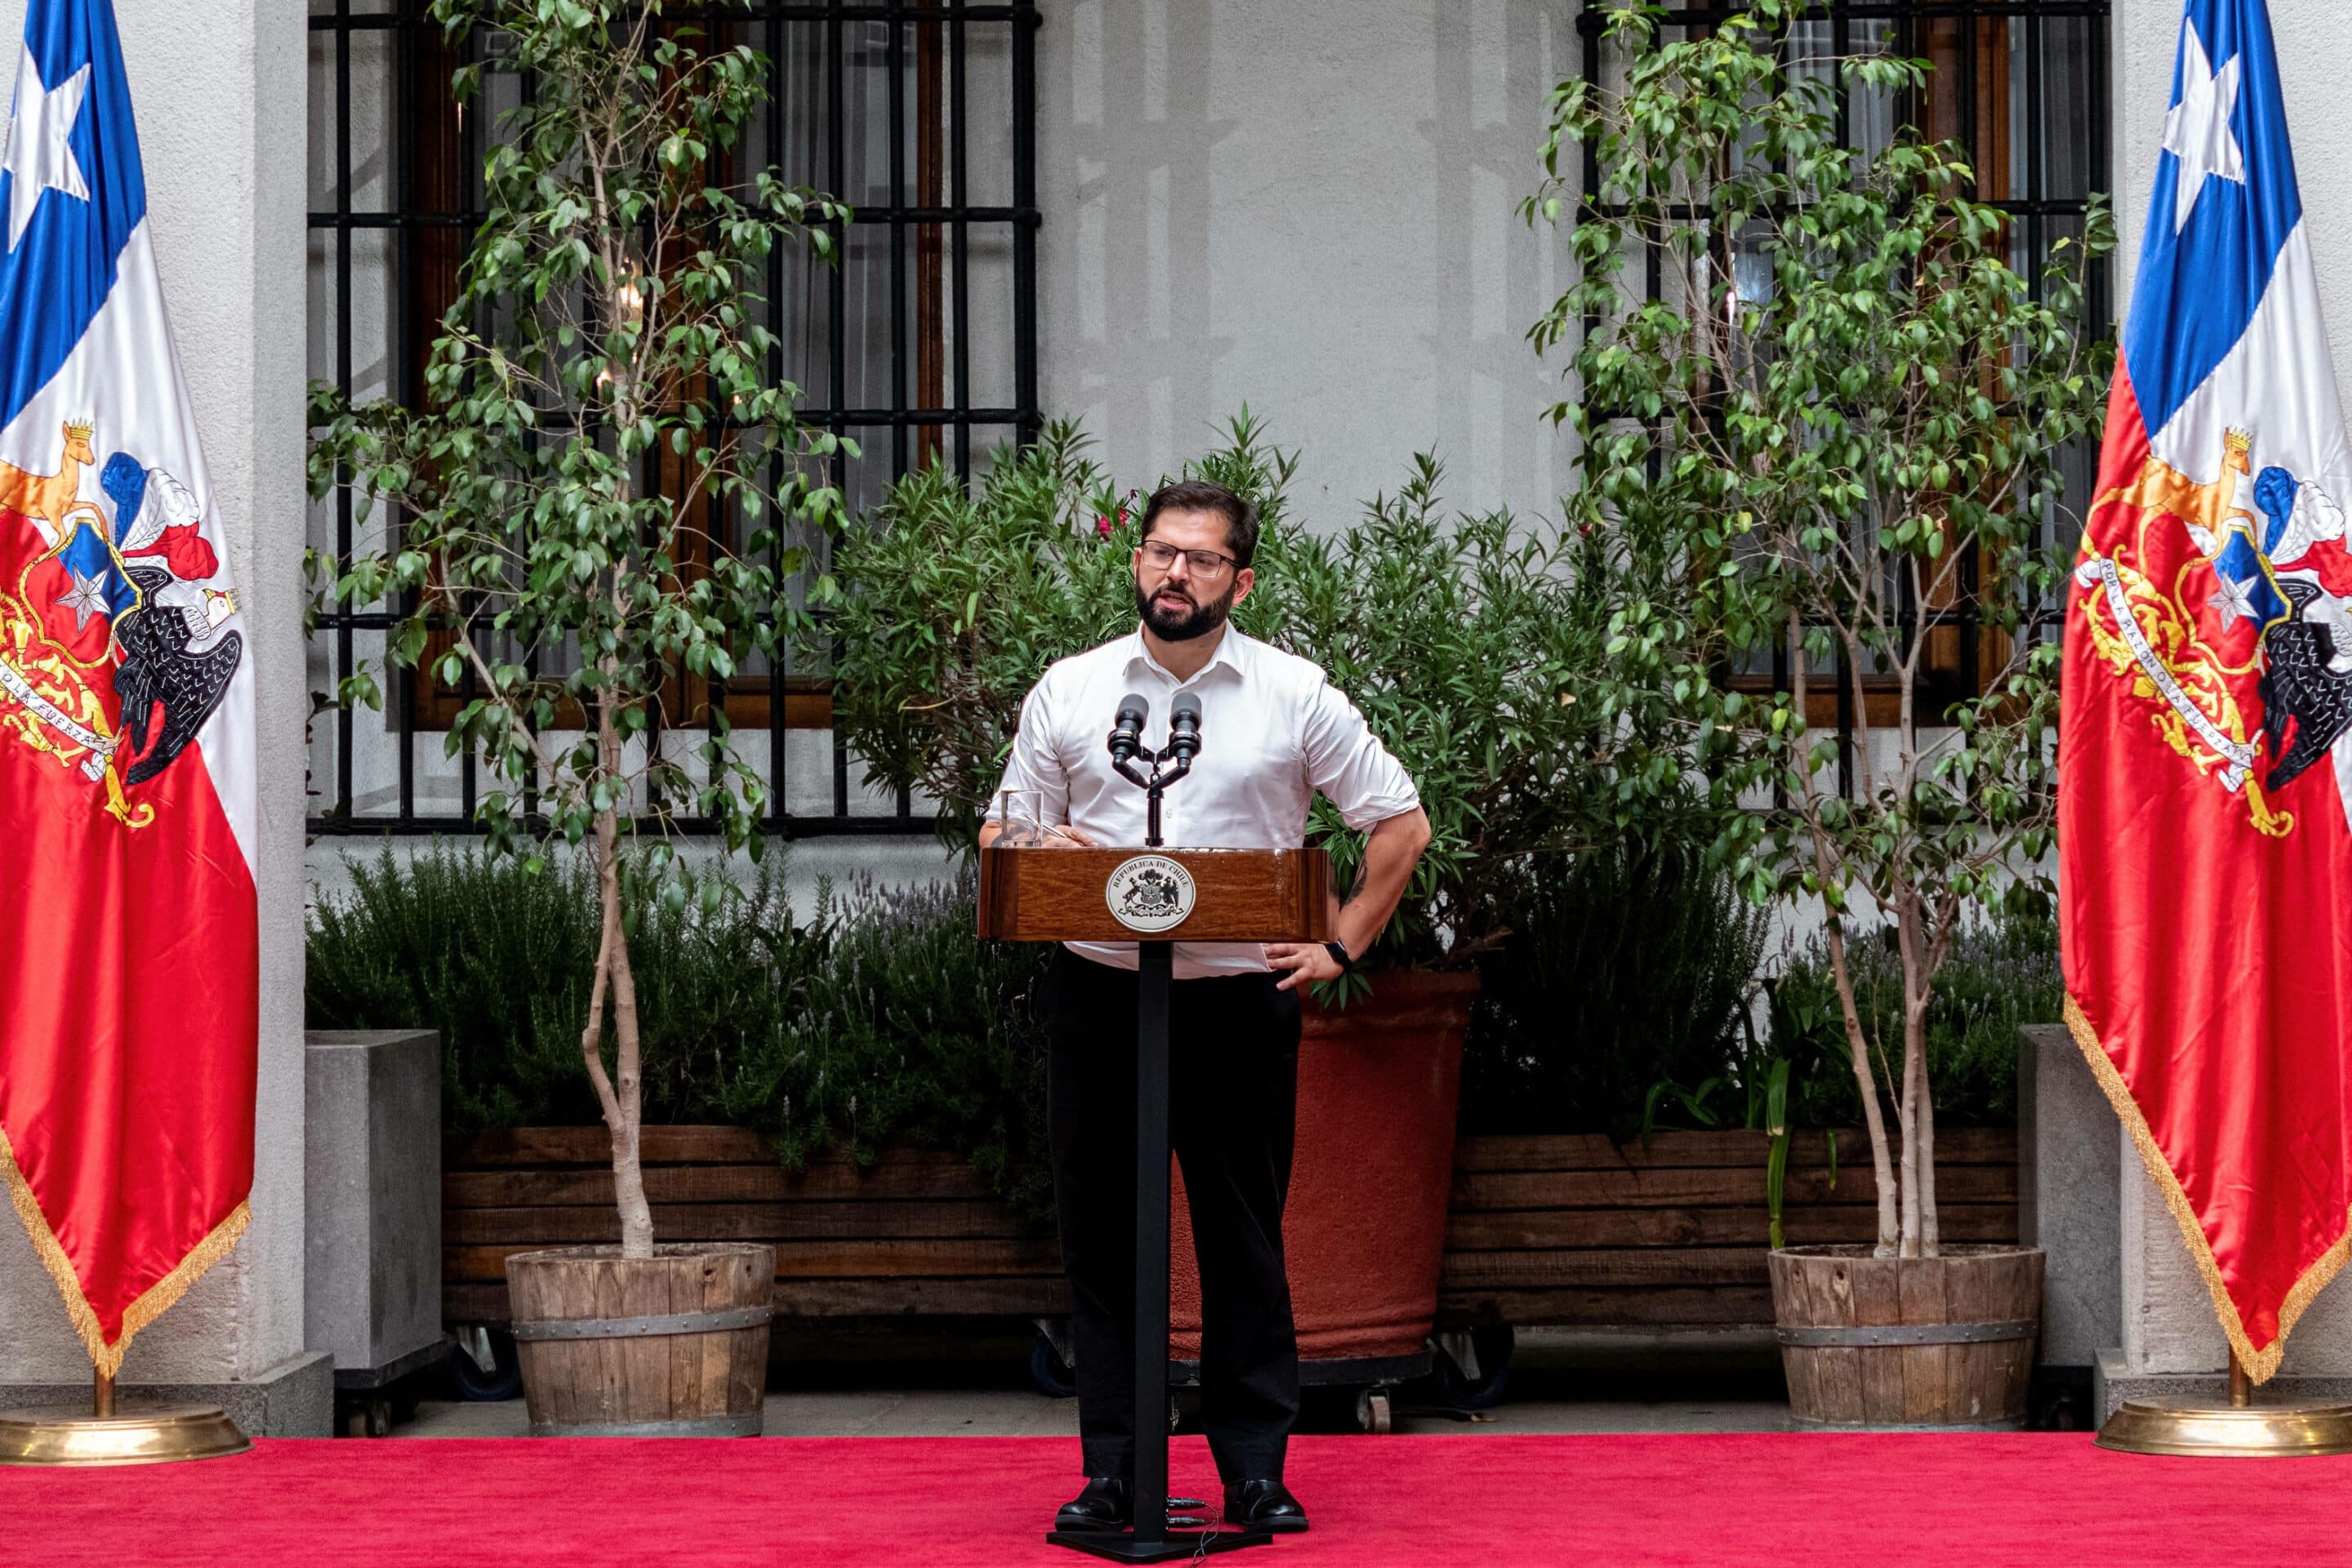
[305,1032,443,1391]
[0,0,324,1434]
[2016,1027,2120,1374]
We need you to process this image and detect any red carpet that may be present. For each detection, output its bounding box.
[3,1433,2347,1566]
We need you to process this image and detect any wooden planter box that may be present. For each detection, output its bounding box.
[443,1127,1065,1326]
[1437,1127,2019,1330]
[443,1125,2016,1332]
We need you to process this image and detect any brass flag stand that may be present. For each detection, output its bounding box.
[2096,1350,2352,1457]
[0,1367,250,1466]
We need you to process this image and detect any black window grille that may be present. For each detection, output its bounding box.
[1576,1,2110,795]
[305,1,1040,836]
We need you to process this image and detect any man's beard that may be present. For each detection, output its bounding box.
[1136,574,1236,642]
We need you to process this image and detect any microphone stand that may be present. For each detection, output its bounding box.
[1052,714,1269,1563]
[1110,744,1192,849]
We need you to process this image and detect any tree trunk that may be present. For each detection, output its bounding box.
[1823,922,1900,1255]
[1909,908,1941,1257]
[1793,607,1899,1257]
[594,682,654,1260]
[1895,895,1934,1258]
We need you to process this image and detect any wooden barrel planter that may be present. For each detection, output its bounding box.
[505,1242,775,1437]
[1767,1244,2043,1428]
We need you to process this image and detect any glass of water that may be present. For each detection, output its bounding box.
[994,789,1049,847]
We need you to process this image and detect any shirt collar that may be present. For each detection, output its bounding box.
[1124,621,1250,687]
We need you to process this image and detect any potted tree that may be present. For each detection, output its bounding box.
[826,414,1619,1401]
[308,0,849,1435]
[1534,2,2112,1424]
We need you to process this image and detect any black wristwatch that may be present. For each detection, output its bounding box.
[1322,940,1356,974]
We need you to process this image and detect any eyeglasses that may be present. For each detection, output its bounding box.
[1138,539,1241,577]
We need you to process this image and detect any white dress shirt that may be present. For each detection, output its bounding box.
[995,622,1422,977]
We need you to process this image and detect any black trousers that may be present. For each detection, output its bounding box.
[1043,947,1303,1482]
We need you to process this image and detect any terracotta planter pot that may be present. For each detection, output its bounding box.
[1170,970,1477,1367]
[1768,1243,2043,1428]
[506,1241,774,1436]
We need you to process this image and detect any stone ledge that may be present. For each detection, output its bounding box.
[305,1030,438,1050]
[0,1349,334,1437]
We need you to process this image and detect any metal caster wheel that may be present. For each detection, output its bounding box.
[1431,1325,1516,1412]
[339,1396,393,1438]
[1027,1324,1078,1399]
[1356,1388,1392,1433]
[449,1327,523,1403]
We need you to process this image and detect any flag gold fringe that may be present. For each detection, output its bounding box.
[0,1120,250,1379]
[2065,992,2352,1383]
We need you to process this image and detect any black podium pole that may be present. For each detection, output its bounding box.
[1045,936,1272,1562]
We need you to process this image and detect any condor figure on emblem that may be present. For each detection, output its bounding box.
[0,418,243,818]
[978,479,1432,1537]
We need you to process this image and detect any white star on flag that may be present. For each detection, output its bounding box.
[52,566,107,630]
[0,51,90,252]
[2207,569,2262,627]
[2161,22,2246,235]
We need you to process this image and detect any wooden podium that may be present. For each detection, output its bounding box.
[979,845,1334,1562]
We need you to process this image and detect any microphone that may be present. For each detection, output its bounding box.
[1109,693,1150,764]
[1167,692,1202,761]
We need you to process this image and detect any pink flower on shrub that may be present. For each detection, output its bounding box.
[1097,514,1114,538]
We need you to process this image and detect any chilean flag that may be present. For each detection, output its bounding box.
[2061,0,2352,1379]
[0,0,257,1376]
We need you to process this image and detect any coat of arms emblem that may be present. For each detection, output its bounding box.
[2074,426,2352,838]
[0,418,243,826]
[1105,854,1196,933]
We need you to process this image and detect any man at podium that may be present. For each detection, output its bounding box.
[976,479,1432,1536]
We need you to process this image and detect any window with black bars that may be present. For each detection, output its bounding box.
[1577,0,2109,792]
[305,1,1039,836]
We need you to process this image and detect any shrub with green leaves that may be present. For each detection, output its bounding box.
[307,845,829,1131]
[707,875,1055,1224]
[826,412,1682,969]
[310,847,607,1129]
[1461,836,1770,1134]
[822,420,1151,845]
[305,845,1057,1221]
[1774,904,2056,1133]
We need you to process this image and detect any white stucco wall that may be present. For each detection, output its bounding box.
[0,0,310,1385]
[2107,0,2352,1376]
[2115,0,2352,394]
[1036,0,1576,519]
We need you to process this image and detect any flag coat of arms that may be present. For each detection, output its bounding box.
[0,0,256,1374]
[2061,0,2352,1378]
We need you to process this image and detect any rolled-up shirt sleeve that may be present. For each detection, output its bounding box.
[996,670,1071,824]
[1300,678,1420,831]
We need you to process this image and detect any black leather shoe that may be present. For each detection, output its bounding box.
[1223,1478,1309,1533]
[1056,1477,1132,1532]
